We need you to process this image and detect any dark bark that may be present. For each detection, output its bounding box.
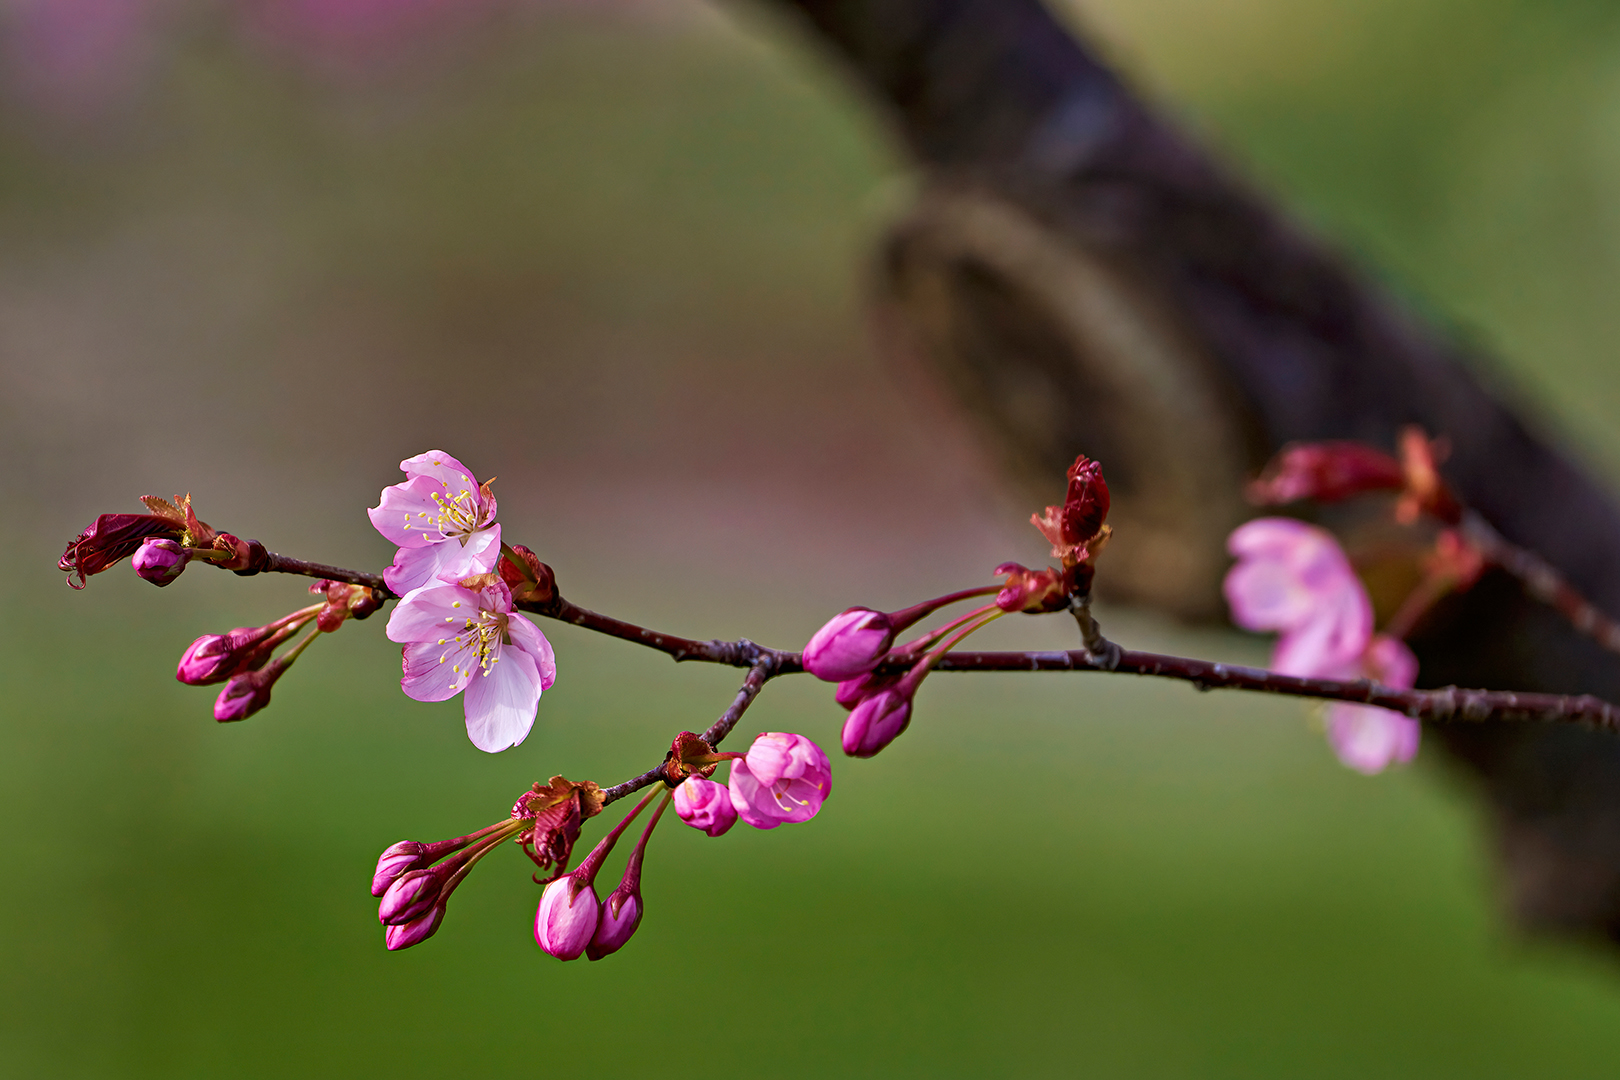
[760,0,1620,940]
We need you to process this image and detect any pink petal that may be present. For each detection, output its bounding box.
[727,760,781,830]
[385,584,472,643]
[1325,704,1420,774]
[399,450,477,492]
[462,644,541,752]
[505,613,556,691]
[382,524,501,595]
[1272,605,1370,679]
[1226,517,1323,559]
[368,474,447,548]
[1364,635,1418,689]
[401,640,474,702]
[1223,558,1317,632]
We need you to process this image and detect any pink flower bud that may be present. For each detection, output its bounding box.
[841,687,913,758]
[131,537,189,586]
[378,867,445,926]
[535,873,599,961]
[213,659,289,723]
[728,732,831,830]
[371,841,428,897]
[672,777,737,837]
[802,608,895,682]
[384,905,445,951]
[177,623,290,686]
[586,882,641,961]
[834,670,895,710]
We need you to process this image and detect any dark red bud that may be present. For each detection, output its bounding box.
[59,513,185,587]
[1248,441,1405,506]
[1061,456,1111,544]
[500,545,556,606]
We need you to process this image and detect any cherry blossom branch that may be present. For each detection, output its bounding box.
[254,552,393,595]
[236,551,1620,733]
[926,647,1620,730]
[522,595,785,668]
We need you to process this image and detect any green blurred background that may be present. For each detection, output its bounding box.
[5,0,1620,1074]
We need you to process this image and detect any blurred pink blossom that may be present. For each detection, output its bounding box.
[1225,517,1420,774]
[1325,635,1421,775]
[1224,518,1372,678]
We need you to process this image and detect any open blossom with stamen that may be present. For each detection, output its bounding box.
[729,732,831,829]
[368,450,502,595]
[384,576,555,752]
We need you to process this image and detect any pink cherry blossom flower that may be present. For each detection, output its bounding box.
[672,777,736,837]
[1224,517,1372,678]
[1325,635,1421,775]
[728,732,831,830]
[368,450,502,595]
[384,576,555,752]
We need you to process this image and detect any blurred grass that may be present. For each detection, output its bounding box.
[5,2,1620,1075]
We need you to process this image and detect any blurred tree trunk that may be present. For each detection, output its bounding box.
[761,0,1620,942]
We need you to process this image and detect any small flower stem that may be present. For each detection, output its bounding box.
[887,585,1003,633]
[440,818,530,895]
[619,792,671,895]
[277,627,323,667]
[893,601,1000,658]
[574,788,660,884]
[1461,510,1620,657]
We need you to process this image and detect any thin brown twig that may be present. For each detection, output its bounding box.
[598,656,780,808]
[240,555,1620,745]
[1462,510,1620,656]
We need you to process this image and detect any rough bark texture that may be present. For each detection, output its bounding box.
[760,0,1620,941]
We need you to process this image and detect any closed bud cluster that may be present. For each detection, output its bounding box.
[536,789,661,961]
[372,818,526,952]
